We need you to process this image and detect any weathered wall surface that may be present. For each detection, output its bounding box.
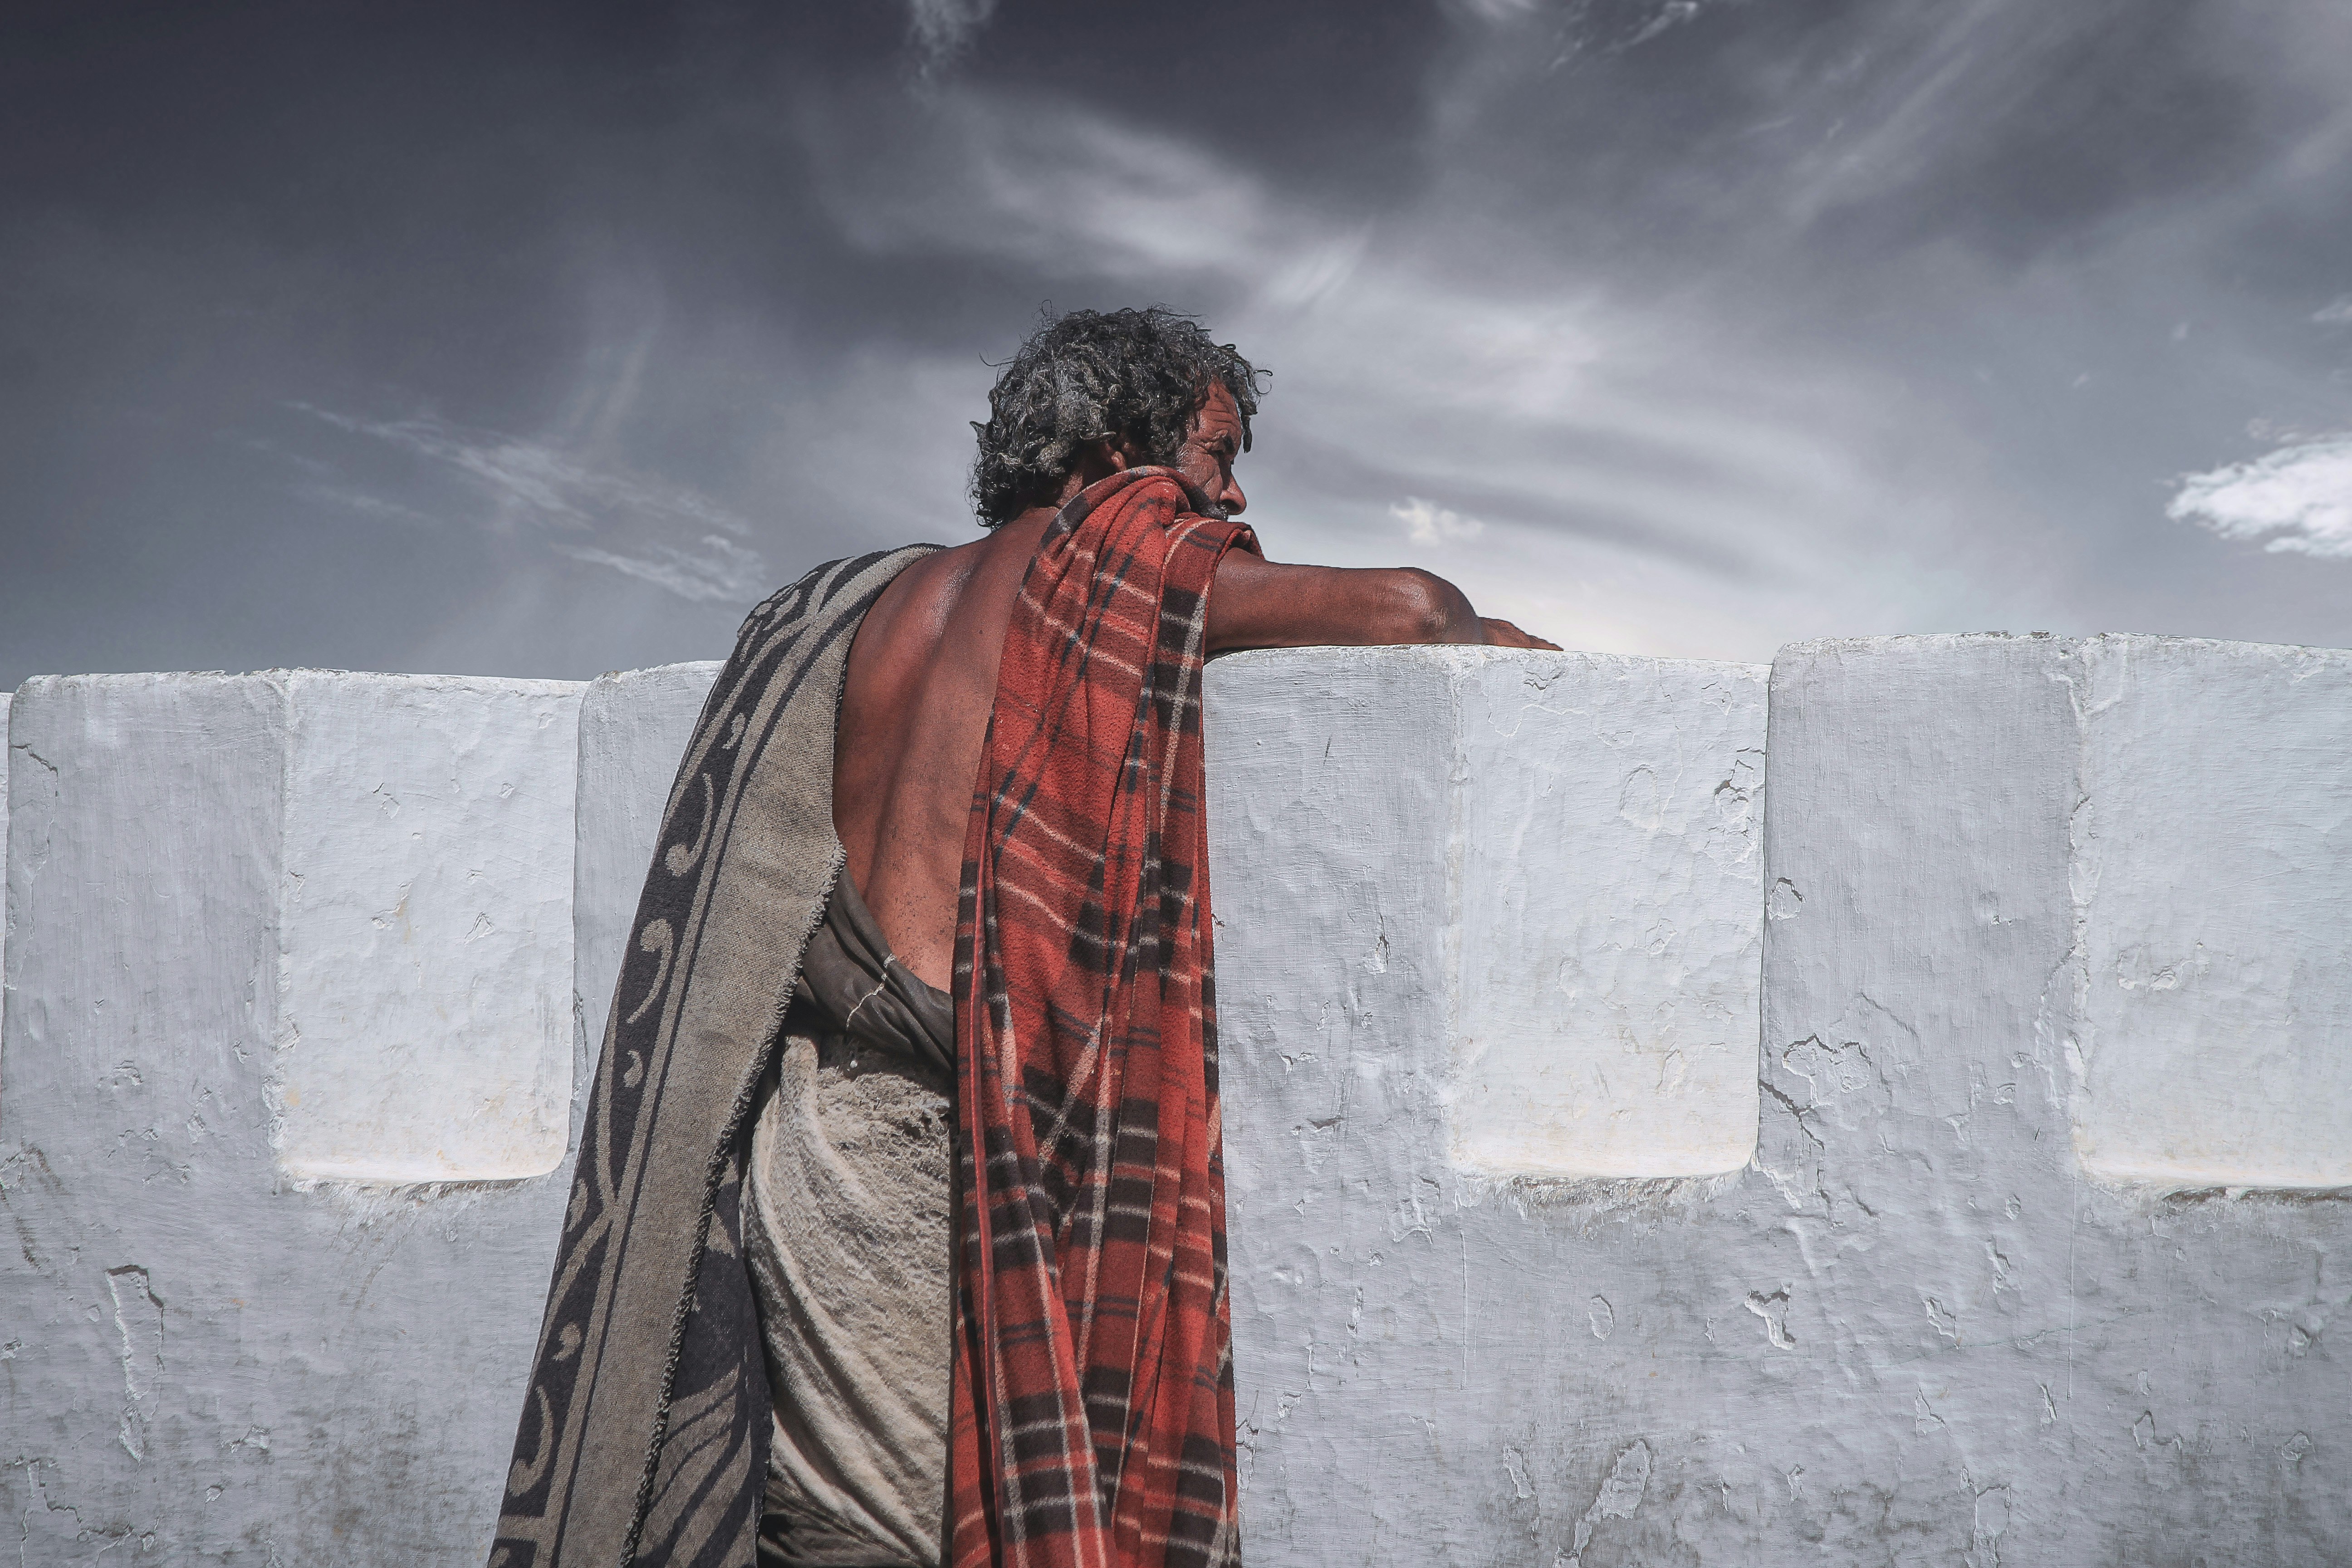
[1449,651,1766,1178]
[275,672,582,1182]
[2,673,584,1564]
[2073,636,2352,1188]
[1215,635,2349,1568]
[4,637,2346,1564]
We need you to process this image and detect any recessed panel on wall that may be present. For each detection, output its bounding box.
[274,672,583,1183]
[1451,653,1767,1178]
[2074,635,2352,1188]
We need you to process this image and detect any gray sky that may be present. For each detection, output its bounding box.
[5,0,2348,688]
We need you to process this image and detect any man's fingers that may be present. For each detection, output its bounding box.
[1479,617,1563,651]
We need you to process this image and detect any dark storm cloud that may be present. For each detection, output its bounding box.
[3,0,2347,687]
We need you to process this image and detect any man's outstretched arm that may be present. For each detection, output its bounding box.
[1206,552,1560,652]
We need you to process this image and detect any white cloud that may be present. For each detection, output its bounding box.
[289,483,439,528]
[2169,437,2352,559]
[1623,1,1705,49]
[558,535,771,604]
[1392,496,1487,547]
[806,89,1292,285]
[906,0,997,66]
[2313,296,2352,326]
[299,407,746,534]
[294,405,772,601]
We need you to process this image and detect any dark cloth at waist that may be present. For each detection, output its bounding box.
[793,868,954,1081]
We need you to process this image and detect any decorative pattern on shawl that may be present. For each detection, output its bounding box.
[949,470,1258,1568]
[490,545,937,1568]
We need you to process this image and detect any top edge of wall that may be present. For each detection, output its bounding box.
[586,660,727,687]
[10,668,590,696]
[1774,629,2352,665]
[1208,644,1767,676]
[1771,632,2082,665]
[2079,630,2352,664]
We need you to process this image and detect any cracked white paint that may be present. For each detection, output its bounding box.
[1971,1482,2010,1568]
[1742,1286,1795,1349]
[103,1264,163,1461]
[1561,1439,1650,1567]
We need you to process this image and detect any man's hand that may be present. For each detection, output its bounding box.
[1479,617,1560,650]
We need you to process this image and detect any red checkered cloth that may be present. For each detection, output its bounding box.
[948,469,1258,1568]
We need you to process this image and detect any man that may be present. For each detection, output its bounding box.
[491,309,1554,1568]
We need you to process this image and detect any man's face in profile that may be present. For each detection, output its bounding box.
[1161,383,1248,521]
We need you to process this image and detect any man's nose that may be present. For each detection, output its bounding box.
[1220,475,1246,516]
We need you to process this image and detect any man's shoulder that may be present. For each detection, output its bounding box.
[878,520,1048,614]
[740,542,954,626]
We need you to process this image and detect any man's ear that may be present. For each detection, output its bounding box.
[1065,440,1124,492]
[1078,438,1142,475]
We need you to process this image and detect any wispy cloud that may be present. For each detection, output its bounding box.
[2170,437,2352,559]
[2314,296,2352,326]
[1451,0,1543,21]
[808,91,1291,285]
[291,484,441,529]
[1392,496,1488,547]
[795,84,1995,655]
[1621,1,1706,50]
[296,406,744,534]
[906,0,998,69]
[559,535,771,604]
[293,405,771,602]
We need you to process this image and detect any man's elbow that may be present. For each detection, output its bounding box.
[1384,568,1479,645]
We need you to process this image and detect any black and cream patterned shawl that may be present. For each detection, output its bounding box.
[491,546,937,1568]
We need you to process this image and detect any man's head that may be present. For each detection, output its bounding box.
[970,307,1265,527]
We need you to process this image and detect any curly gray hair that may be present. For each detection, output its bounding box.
[969,307,1266,527]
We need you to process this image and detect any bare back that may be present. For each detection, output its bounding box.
[833,514,1053,991]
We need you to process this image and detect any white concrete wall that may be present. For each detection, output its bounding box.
[2,673,584,1564]
[2073,635,2352,1188]
[4,636,2347,1564]
[1215,635,2349,1567]
[1450,652,1766,1177]
[276,672,581,1182]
